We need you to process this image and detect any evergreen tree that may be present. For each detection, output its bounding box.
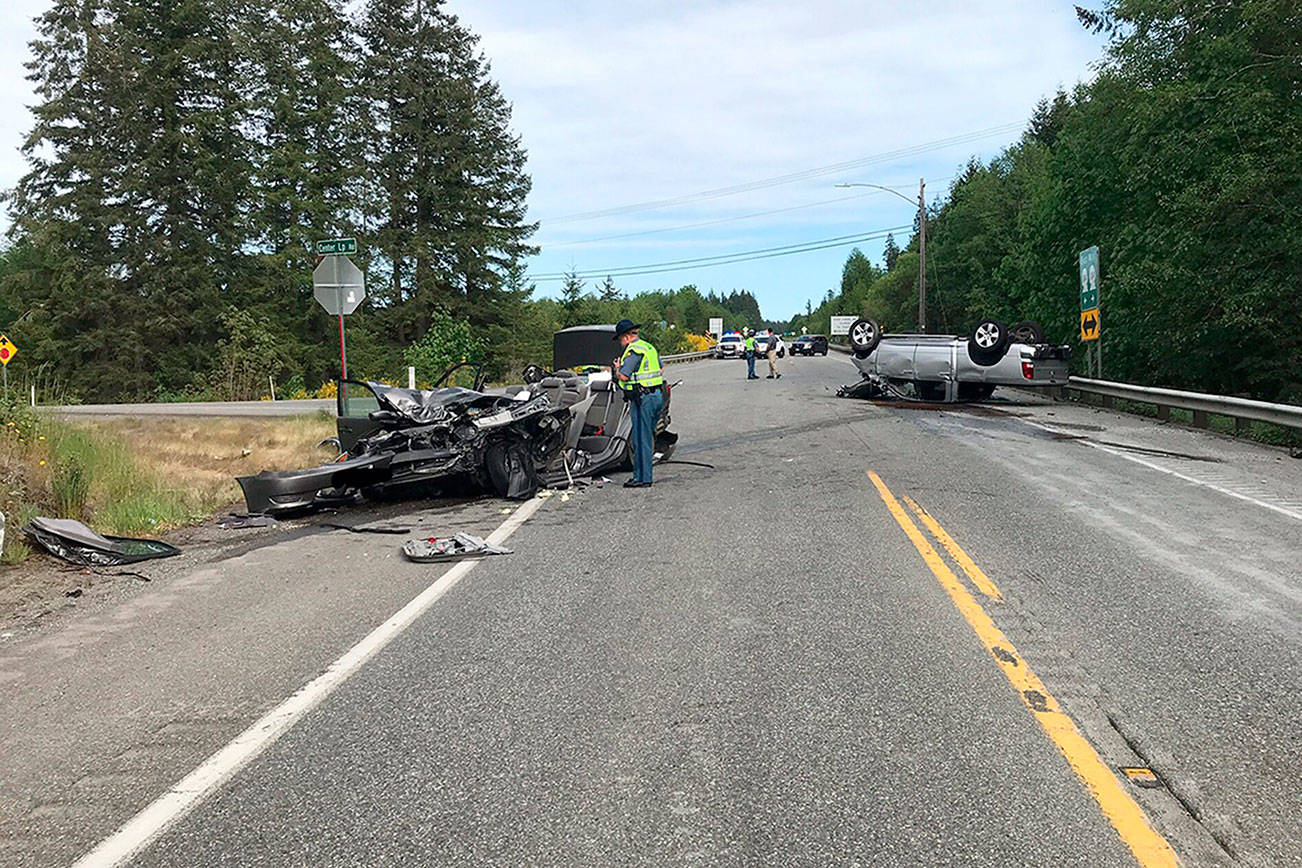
[244,0,362,388]
[882,233,901,270]
[599,275,620,300]
[560,270,585,326]
[358,0,538,346]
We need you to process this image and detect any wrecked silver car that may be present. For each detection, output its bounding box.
[237,325,678,515]
[838,317,1071,402]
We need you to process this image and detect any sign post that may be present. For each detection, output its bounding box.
[1078,246,1101,376]
[0,333,17,399]
[313,250,366,403]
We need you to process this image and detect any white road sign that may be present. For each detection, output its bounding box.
[709,317,723,337]
[830,315,858,336]
[313,255,365,316]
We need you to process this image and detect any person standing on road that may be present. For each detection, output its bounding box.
[744,328,759,380]
[765,329,782,379]
[612,319,665,488]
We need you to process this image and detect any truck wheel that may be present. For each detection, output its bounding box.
[1010,321,1045,344]
[849,318,882,357]
[967,319,1010,366]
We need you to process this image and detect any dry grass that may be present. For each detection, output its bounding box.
[79,413,338,513]
[1,411,336,565]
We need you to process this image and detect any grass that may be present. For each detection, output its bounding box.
[0,408,336,565]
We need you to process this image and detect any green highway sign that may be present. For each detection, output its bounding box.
[316,237,357,256]
[1079,246,1100,311]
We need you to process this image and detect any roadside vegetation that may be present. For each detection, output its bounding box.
[0,399,333,565]
[793,0,1301,406]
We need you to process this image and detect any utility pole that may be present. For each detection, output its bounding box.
[917,178,927,333]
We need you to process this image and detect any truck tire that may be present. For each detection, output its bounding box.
[849,318,882,358]
[967,318,1010,366]
[1010,321,1045,344]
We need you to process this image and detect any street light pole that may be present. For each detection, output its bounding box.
[917,178,926,333]
[835,179,928,332]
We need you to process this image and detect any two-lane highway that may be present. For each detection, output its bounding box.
[3,354,1299,866]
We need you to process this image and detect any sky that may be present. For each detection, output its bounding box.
[0,1,1107,321]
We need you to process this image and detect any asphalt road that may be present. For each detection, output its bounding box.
[2,353,1299,866]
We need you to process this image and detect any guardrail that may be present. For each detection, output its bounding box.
[41,352,718,418]
[662,350,715,363]
[42,398,336,418]
[1067,377,1302,431]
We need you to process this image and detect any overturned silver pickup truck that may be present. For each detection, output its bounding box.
[838,317,1071,402]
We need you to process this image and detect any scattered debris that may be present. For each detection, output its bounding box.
[319,522,411,535]
[217,513,277,530]
[64,588,83,598]
[401,533,513,563]
[23,518,181,567]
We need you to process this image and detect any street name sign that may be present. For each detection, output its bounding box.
[313,255,366,316]
[830,315,858,336]
[1080,308,1101,342]
[0,334,16,366]
[315,237,357,256]
[1079,246,1100,311]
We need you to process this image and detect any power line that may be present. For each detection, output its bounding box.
[530,225,908,278]
[528,224,911,283]
[539,188,896,249]
[536,122,1022,225]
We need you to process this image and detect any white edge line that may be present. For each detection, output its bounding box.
[72,495,548,868]
[1018,417,1302,523]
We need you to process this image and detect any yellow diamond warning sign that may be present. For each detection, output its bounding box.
[1080,308,1100,342]
[0,334,16,366]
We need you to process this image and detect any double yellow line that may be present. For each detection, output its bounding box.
[867,471,1179,868]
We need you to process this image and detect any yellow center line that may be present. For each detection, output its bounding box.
[901,494,1002,600]
[867,470,1179,868]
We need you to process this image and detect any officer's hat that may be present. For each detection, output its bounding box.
[613,319,640,340]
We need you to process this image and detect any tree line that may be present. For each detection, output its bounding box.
[2,0,541,402]
[0,0,783,401]
[792,0,1301,404]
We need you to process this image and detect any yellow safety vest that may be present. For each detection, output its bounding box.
[618,339,664,391]
[744,336,755,352]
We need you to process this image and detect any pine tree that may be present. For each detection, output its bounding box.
[6,0,141,399]
[883,233,901,270]
[599,275,619,300]
[244,0,362,386]
[560,270,585,326]
[358,0,538,346]
[107,0,259,395]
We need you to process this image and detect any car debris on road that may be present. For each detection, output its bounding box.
[22,517,181,567]
[401,533,512,563]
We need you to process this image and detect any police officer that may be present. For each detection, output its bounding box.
[612,319,665,488]
[744,328,759,380]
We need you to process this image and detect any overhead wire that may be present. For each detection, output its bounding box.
[536,122,1023,225]
[539,188,894,249]
[528,224,912,282]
